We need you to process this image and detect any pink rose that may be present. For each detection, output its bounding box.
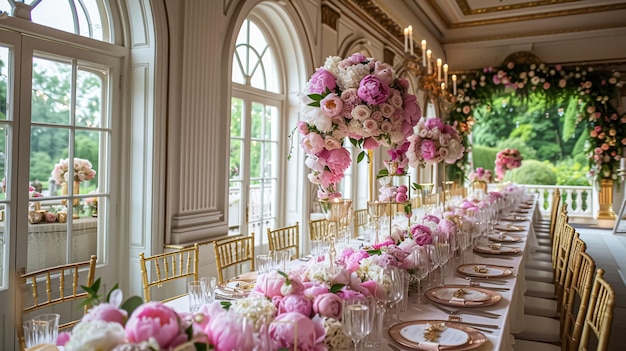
[125,302,187,349]
[395,192,407,203]
[320,93,343,117]
[45,212,58,222]
[363,137,379,150]
[269,312,326,351]
[313,293,343,319]
[301,133,325,155]
[308,69,336,94]
[297,121,310,135]
[425,118,444,130]
[82,303,127,325]
[420,139,437,160]
[279,294,313,316]
[358,75,389,105]
[438,219,457,234]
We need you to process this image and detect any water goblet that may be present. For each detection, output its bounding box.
[342,298,373,351]
[412,246,429,304]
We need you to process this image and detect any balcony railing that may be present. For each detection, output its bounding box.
[514,184,594,220]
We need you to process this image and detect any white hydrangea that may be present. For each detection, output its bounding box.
[65,320,126,351]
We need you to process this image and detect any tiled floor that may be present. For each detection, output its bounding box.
[572,223,626,351]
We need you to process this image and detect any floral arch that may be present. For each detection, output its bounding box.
[448,52,625,181]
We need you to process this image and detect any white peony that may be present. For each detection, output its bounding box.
[65,320,126,351]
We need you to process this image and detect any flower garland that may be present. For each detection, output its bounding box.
[494,149,522,181]
[448,60,625,180]
[298,53,422,199]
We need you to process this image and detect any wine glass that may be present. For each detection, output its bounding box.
[412,246,429,304]
[342,298,373,351]
[375,266,401,327]
[431,234,450,285]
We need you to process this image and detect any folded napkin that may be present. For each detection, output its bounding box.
[399,324,469,348]
[433,288,489,302]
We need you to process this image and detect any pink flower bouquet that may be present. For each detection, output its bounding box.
[494,148,522,180]
[406,117,465,167]
[468,167,493,183]
[51,157,96,184]
[299,53,422,199]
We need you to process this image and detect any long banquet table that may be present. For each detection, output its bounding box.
[165,192,540,351]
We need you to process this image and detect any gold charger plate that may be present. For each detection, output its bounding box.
[425,285,502,307]
[500,215,528,222]
[473,244,522,255]
[457,263,513,278]
[217,277,256,298]
[389,320,487,351]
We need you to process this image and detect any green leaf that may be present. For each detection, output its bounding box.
[411,183,422,190]
[120,296,143,316]
[307,93,323,101]
[308,101,320,107]
[185,324,194,340]
[404,203,412,215]
[220,301,232,310]
[357,151,366,163]
[277,270,290,285]
[376,168,389,179]
[350,138,358,148]
[106,283,119,302]
[367,249,382,256]
[330,284,346,293]
[195,342,208,351]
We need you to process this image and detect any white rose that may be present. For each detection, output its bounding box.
[323,56,342,76]
[351,104,372,121]
[65,320,126,351]
[448,139,464,161]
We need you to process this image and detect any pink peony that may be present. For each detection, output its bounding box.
[313,293,343,319]
[269,313,326,351]
[357,75,389,105]
[125,302,187,349]
[322,147,351,173]
[253,271,286,299]
[320,93,343,117]
[301,133,325,155]
[308,69,336,94]
[204,311,255,351]
[420,139,437,160]
[82,303,127,325]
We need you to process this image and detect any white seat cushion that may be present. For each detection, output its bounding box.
[526,259,552,272]
[524,296,558,318]
[513,339,560,351]
[526,268,553,283]
[514,315,560,342]
[525,280,555,299]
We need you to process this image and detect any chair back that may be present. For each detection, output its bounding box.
[267,223,299,260]
[559,236,586,313]
[550,203,569,270]
[353,209,369,238]
[548,188,561,239]
[554,224,576,291]
[213,234,255,284]
[578,269,615,351]
[309,218,328,241]
[139,244,199,302]
[561,251,595,351]
[18,255,97,350]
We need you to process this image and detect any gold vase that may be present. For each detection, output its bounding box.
[472,180,487,193]
[597,179,616,220]
[319,199,353,267]
[61,181,81,208]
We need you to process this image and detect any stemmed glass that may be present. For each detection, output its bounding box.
[375,266,402,327]
[431,233,450,285]
[411,246,429,304]
[342,298,373,351]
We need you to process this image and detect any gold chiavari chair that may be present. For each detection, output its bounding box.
[353,209,369,238]
[526,205,571,284]
[514,250,596,350]
[139,244,199,302]
[213,234,255,284]
[309,218,328,241]
[535,188,561,238]
[577,269,615,351]
[18,255,97,351]
[267,223,300,260]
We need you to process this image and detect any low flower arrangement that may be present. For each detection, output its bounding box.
[468,167,493,183]
[494,148,522,181]
[51,158,96,184]
[298,53,421,199]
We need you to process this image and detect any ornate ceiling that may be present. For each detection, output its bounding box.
[402,0,626,44]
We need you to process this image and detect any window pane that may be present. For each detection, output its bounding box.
[0,124,6,201]
[230,98,243,137]
[262,179,276,219]
[0,47,8,121]
[264,105,278,140]
[232,46,246,85]
[249,179,261,223]
[228,180,241,232]
[75,69,103,128]
[31,0,75,34]
[251,102,263,139]
[249,140,260,178]
[75,129,101,194]
[229,139,241,181]
[32,58,72,125]
[30,126,69,196]
[263,142,276,179]
[262,49,279,93]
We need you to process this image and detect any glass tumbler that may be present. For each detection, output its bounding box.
[23,313,60,348]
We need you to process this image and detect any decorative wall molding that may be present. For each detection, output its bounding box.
[383,47,394,65]
[321,4,340,29]
[350,0,403,44]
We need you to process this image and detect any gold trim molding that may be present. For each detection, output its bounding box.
[456,0,583,16]
[351,0,404,45]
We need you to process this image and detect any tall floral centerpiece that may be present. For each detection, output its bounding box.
[298,53,422,200]
[52,158,96,209]
[494,148,522,181]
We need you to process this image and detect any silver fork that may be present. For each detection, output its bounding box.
[430,302,501,319]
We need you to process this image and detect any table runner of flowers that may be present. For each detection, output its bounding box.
[56,183,522,351]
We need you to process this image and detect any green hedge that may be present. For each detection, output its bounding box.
[505,160,557,185]
[472,144,498,172]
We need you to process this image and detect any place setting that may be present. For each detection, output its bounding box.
[487,233,523,243]
[473,243,522,255]
[388,319,489,351]
[424,284,502,308]
[493,223,524,232]
[456,263,514,279]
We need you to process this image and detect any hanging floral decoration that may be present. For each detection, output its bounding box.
[297,53,422,199]
[448,60,625,180]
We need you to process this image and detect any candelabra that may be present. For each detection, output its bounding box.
[403,53,455,116]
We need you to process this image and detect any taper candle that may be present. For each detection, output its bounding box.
[403,27,408,53]
[408,25,414,55]
[436,58,442,81]
[427,50,432,74]
[421,40,427,66]
[443,64,449,86]
[452,74,457,95]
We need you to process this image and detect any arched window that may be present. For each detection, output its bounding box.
[229,17,283,248]
[0,1,127,347]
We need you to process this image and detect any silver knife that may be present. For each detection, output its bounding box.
[455,308,501,318]
[450,320,500,329]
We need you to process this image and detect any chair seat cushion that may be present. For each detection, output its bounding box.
[526,259,552,272]
[514,315,560,343]
[534,245,552,254]
[526,268,553,283]
[513,339,560,351]
[530,252,552,262]
[524,296,558,318]
[525,280,555,299]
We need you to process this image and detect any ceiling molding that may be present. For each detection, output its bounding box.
[456,0,583,16]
